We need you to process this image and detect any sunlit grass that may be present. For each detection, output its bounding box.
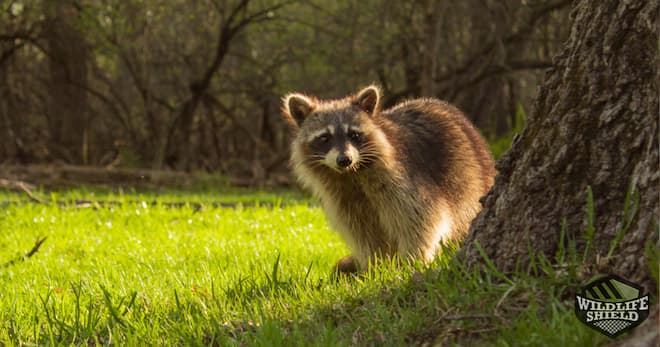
[0,188,615,346]
[0,185,310,205]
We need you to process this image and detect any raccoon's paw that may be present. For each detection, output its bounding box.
[333,255,359,276]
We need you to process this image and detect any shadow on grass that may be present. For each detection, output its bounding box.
[208,250,648,346]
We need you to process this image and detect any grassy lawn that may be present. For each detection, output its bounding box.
[0,188,628,346]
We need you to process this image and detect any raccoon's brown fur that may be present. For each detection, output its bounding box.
[282,86,495,273]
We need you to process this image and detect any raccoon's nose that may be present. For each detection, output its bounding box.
[336,154,352,168]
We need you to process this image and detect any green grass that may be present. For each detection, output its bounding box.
[487,103,526,160]
[0,188,637,346]
[0,186,310,205]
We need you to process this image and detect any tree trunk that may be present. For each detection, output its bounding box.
[461,0,658,291]
[44,1,90,164]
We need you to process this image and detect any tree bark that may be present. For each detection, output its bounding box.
[44,1,90,164]
[461,0,658,293]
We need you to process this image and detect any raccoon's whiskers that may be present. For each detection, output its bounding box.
[358,152,381,163]
[308,160,326,168]
[359,146,381,158]
[308,159,343,174]
[359,152,379,158]
[360,143,380,151]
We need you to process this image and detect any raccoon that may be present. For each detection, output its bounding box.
[282,85,495,273]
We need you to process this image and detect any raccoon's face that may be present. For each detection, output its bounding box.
[283,86,382,174]
[302,117,370,172]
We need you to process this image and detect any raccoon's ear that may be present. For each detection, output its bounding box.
[354,85,381,116]
[283,94,315,127]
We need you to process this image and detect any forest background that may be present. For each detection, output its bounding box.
[0,0,571,183]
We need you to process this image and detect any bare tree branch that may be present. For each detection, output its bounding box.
[450,59,554,95]
[202,93,274,151]
[0,236,48,268]
[0,41,24,67]
[434,0,571,85]
[163,0,292,169]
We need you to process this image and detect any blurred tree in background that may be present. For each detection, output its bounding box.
[0,0,570,182]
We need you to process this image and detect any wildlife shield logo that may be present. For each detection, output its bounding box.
[575,275,649,338]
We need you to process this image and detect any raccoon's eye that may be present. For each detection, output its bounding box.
[316,134,330,144]
[347,131,363,142]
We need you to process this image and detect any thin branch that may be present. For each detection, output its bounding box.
[0,178,45,203]
[67,79,133,137]
[18,182,44,203]
[0,32,34,42]
[434,0,571,85]
[1,237,48,268]
[88,65,141,145]
[449,59,554,95]
[0,28,49,61]
[229,1,293,34]
[276,15,342,38]
[0,41,25,67]
[202,93,273,151]
[164,0,292,165]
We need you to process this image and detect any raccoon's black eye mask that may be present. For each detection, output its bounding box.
[315,134,330,144]
[347,131,363,143]
[310,133,332,152]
